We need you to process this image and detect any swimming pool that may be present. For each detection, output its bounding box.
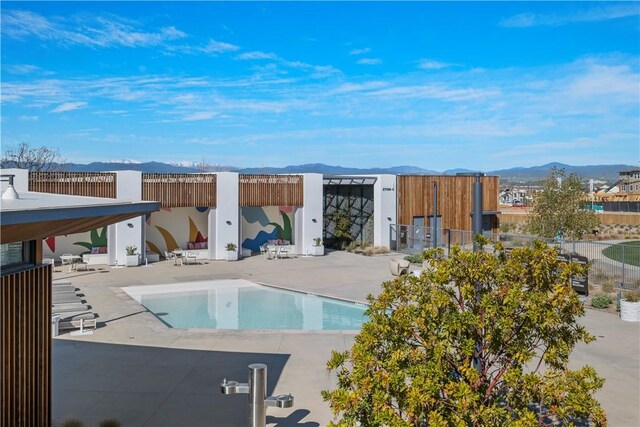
[123,279,369,331]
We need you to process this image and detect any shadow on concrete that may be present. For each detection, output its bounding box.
[53,339,296,426]
[267,409,320,426]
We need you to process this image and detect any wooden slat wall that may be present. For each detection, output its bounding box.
[239,174,304,207]
[29,172,116,198]
[142,173,217,208]
[1,264,52,427]
[397,175,500,231]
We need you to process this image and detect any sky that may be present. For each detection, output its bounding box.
[1,1,639,170]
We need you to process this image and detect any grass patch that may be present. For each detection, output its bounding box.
[602,241,640,267]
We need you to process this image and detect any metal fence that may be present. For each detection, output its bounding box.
[390,225,640,289]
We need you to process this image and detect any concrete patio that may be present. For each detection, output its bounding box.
[53,250,640,426]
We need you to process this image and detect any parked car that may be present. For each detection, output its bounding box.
[512,200,524,207]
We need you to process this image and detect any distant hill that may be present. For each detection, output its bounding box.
[51,161,635,183]
[491,163,635,183]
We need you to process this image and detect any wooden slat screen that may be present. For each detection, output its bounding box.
[142,173,217,208]
[239,174,304,207]
[1,264,52,427]
[29,172,116,198]
[397,175,500,231]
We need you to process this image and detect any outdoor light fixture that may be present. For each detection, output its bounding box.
[387,217,392,221]
[312,218,317,223]
[226,220,232,225]
[1,174,19,200]
[127,223,134,228]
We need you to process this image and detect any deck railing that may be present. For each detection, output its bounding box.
[142,173,217,208]
[29,172,117,198]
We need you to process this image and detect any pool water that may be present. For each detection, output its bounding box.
[123,280,368,331]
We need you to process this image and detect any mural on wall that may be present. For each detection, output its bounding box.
[241,206,295,253]
[145,207,209,255]
[43,227,107,259]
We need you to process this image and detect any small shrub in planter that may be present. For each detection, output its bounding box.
[591,294,612,309]
[620,290,640,322]
[403,253,424,264]
[225,242,238,261]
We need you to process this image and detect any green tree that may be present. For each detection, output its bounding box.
[323,240,606,426]
[526,168,599,240]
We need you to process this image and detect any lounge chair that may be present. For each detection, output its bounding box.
[53,304,92,313]
[51,284,78,293]
[52,293,85,305]
[389,259,411,276]
[58,311,97,333]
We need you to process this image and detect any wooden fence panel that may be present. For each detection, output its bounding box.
[1,265,51,427]
[29,172,116,198]
[142,173,217,208]
[239,174,304,206]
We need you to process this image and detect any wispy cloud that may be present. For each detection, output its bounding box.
[418,59,452,70]
[5,64,53,75]
[236,51,277,60]
[2,10,188,49]
[357,58,382,65]
[349,47,371,55]
[500,4,640,28]
[201,39,239,54]
[18,115,39,121]
[182,111,218,121]
[51,101,86,113]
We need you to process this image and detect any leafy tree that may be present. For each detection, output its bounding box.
[526,168,599,240]
[323,240,606,426]
[1,142,66,171]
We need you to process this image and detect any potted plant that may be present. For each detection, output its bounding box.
[620,290,640,322]
[312,237,324,256]
[225,242,238,261]
[125,245,139,267]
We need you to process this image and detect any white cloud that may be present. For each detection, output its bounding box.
[329,81,388,95]
[236,51,278,60]
[418,59,452,70]
[51,101,87,113]
[182,111,218,121]
[1,9,188,49]
[357,58,382,65]
[201,39,240,54]
[349,47,371,55]
[367,84,500,102]
[6,64,53,75]
[500,4,640,28]
[18,115,39,121]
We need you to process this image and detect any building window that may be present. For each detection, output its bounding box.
[0,241,35,270]
[1,242,25,267]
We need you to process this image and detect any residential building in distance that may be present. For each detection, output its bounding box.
[620,169,640,193]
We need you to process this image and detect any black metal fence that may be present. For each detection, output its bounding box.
[390,225,640,289]
[600,201,640,213]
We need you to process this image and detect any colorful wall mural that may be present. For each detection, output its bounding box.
[241,206,295,253]
[145,207,210,256]
[43,227,108,259]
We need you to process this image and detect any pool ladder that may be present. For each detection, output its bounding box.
[220,363,294,427]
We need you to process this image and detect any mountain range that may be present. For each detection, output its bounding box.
[59,161,636,183]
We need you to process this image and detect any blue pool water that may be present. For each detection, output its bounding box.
[124,280,368,331]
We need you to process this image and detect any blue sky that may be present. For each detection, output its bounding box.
[2,1,639,170]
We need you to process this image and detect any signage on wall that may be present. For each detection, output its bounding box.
[382,187,395,191]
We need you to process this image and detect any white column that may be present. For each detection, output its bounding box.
[208,208,217,260]
[373,174,397,248]
[113,171,144,265]
[300,173,323,256]
[214,172,239,260]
